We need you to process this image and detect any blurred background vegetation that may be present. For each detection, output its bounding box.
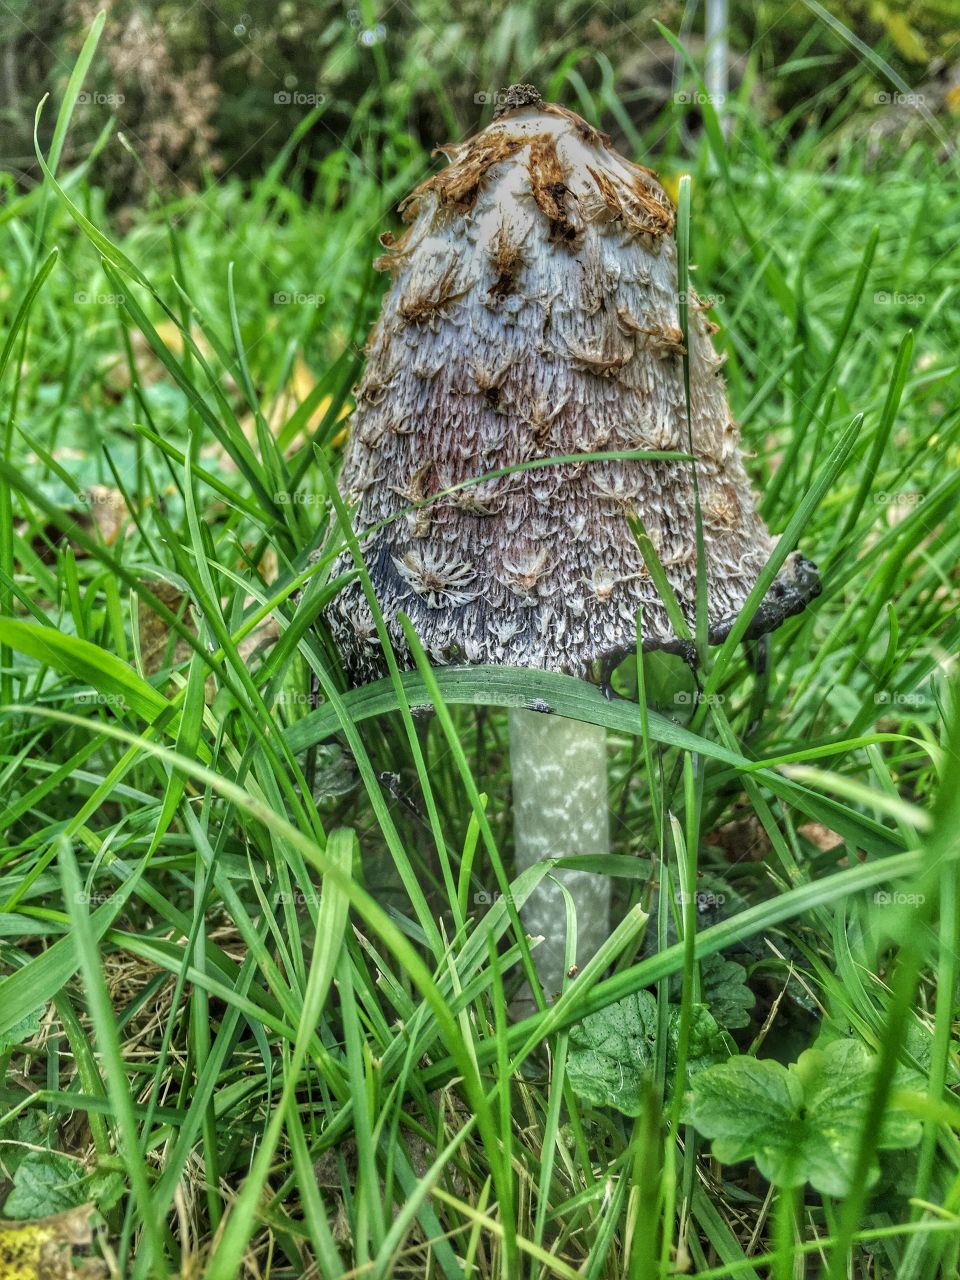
[3,0,958,206]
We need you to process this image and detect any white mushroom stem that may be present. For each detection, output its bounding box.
[706,0,729,115]
[508,709,611,1005]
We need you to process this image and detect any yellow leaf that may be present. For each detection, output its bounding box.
[0,1205,101,1280]
[659,172,686,206]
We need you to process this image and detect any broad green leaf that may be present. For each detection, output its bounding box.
[3,1152,86,1218]
[685,1038,923,1195]
[566,991,730,1115]
[0,1006,44,1051]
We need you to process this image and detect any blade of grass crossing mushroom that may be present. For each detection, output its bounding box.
[635,609,665,838]
[327,448,692,575]
[282,665,905,858]
[671,186,707,1201]
[676,173,710,664]
[627,514,694,646]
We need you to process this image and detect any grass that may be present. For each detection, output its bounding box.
[1,20,959,1280]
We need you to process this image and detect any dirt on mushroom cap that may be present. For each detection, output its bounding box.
[326,86,821,684]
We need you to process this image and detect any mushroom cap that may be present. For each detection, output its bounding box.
[326,86,821,684]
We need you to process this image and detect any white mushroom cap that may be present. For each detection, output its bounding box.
[327,85,820,683]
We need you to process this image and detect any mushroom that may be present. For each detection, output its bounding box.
[326,84,821,1005]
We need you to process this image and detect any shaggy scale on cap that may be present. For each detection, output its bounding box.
[327,86,820,684]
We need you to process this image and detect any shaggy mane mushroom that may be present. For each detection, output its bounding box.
[326,84,821,1005]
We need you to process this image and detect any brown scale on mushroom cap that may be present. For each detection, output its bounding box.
[326,86,821,684]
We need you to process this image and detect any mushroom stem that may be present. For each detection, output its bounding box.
[508,708,611,1007]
